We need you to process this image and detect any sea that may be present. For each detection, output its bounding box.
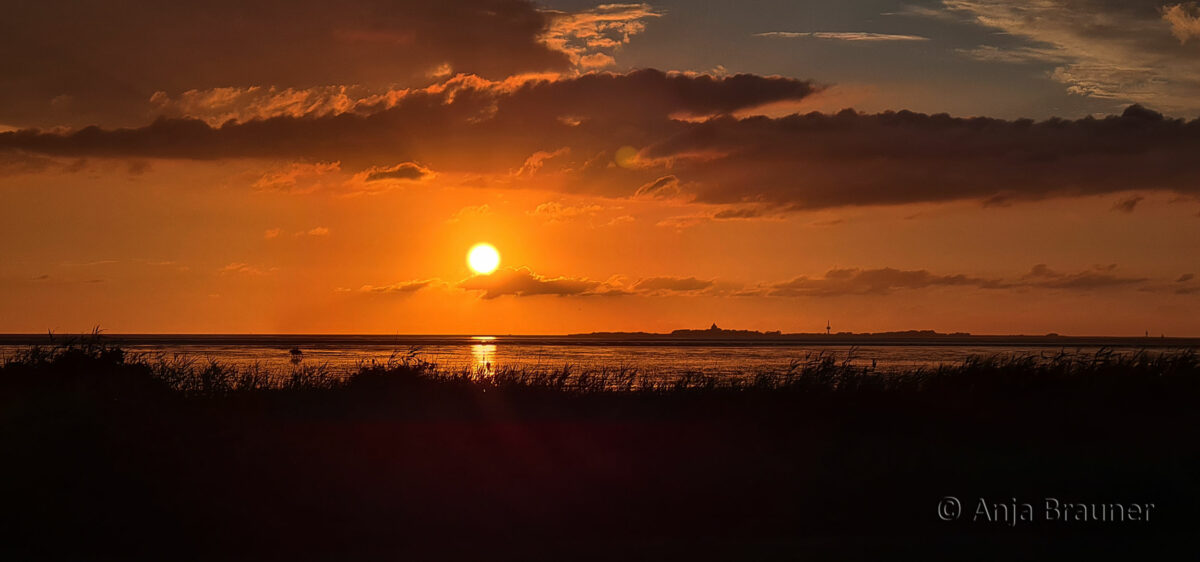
[2,334,1196,378]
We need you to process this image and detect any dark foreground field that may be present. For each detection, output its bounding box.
[2,339,1199,560]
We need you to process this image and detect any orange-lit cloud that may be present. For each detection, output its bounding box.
[219,263,277,276]
[542,3,661,69]
[1163,3,1200,43]
[527,201,606,224]
[354,280,436,295]
[253,162,341,192]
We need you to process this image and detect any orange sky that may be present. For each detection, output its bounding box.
[2,1,1200,336]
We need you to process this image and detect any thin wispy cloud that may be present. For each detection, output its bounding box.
[755,31,929,41]
[934,0,1200,113]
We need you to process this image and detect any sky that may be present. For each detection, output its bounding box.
[2,0,1200,336]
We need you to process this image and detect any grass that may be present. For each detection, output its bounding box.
[6,332,1198,399]
[2,333,1199,560]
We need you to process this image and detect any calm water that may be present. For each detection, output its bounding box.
[4,335,1191,377]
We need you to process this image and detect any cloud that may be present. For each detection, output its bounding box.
[60,259,119,268]
[756,264,1153,297]
[542,3,661,69]
[578,53,618,68]
[252,161,340,192]
[1112,195,1145,213]
[1163,3,1200,43]
[1021,264,1147,290]
[636,106,1200,210]
[634,175,681,199]
[630,276,714,293]
[936,0,1200,113]
[0,151,56,176]
[656,205,787,229]
[955,45,1071,65]
[355,280,435,294]
[447,204,492,223]
[711,206,781,220]
[264,228,282,239]
[300,227,330,237]
[765,267,999,297]
[150,86,364,126]
[361,263,1173,301]
[341,162,435,195]
[514,148,570,178]
[0,0,574,129]
[527,201,605,223]
[1178,273,1196,282]
[755,31,929,41]
[458,267,601,298]
[362,162,434,182]
[655,215,708,230]
[219,263,275,276]
[14,67,1200,212]
[0,70,819,174]
[456,269,728,299]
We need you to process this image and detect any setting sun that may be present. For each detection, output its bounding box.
[467,243,501,275]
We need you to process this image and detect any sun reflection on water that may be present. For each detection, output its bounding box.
[471,340,497,377]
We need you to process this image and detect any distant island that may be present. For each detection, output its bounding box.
[565,325,1199,347]
[570,323,973,339]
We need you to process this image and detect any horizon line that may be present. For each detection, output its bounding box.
[2,331,1200,340]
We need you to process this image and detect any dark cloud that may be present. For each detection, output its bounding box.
[0,70,818,175]
[356,280,434,294]
[711,207,775,220]
[634,175,680,199]
[631,276,714,292]
[0,151,55,175]
[0,0,571,128]
[494,70,821,121]
[1112,195,1144,213]
[363,162,433,182]
[1022,264,1147,290]
[639,105,1200,209]
[765,267,1000,297]
[458,267,601,299]
[127,160,151,176]
[1178,273,1195,282]
[456,271,719,299]
[759,264,1152,297]
[366,263,1173,300]
[9,66,1200,212]
[656,205,785,229]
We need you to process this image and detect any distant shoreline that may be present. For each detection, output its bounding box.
[1,332,1198,348]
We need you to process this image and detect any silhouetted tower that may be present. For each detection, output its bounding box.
[826,320,831,335]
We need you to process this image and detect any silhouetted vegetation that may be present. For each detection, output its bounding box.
[2,334,1198,559]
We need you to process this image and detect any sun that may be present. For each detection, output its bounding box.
[467,243,501,275]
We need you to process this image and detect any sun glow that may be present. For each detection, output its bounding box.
[467,243,501,275]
